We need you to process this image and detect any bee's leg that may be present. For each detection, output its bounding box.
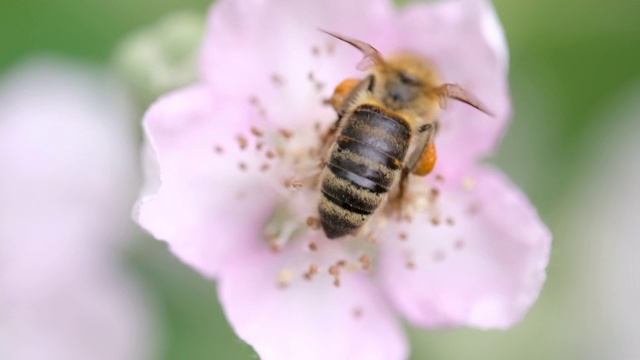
[390,123,436,214]
[406,123,436,176]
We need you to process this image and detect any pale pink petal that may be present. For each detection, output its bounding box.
[136,85,279,277]
[0,58,157,360]
[200,0,393,130]
[378,167,550,329]
[394,0,511,177]
[217,237,407,360]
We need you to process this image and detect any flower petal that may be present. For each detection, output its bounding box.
[395,0,511,177]
[200,0,393,130]
[135,85,280,277]
[378,166,550,329]
[217,238,408,360]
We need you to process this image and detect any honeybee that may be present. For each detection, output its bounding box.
[318,31,492,239]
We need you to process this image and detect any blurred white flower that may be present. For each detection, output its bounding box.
[0,58,158,360]
[557,81,640,360]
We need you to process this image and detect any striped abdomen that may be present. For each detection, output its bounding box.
[318,104,411,239]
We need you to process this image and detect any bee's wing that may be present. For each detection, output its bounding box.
[320,30,385,71]
[435,84,495,117]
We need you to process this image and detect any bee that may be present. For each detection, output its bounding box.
[318,31,492,239]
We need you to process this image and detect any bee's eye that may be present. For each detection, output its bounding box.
[398,71,421,85]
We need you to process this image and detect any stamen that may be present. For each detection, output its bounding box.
[236,135,248,150]
[308,242,318,251]
[328,264,341,287]
[250,127,264,137]
[270,73,285,87]
[306,216,320,230]
[406,259,416,270]
[358,254,370,270]
[278,129,293,139]
[213,145,224,154]
[303,264,319,280]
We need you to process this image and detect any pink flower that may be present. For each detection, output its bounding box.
[135,0,551,359]
[0,58,158,360]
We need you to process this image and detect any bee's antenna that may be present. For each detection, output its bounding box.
[320,29,386,71]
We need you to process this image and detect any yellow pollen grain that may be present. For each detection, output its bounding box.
[277,269,294,288]
[462,176,475,191]
[250,127,263,137]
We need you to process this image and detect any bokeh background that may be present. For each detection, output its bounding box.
[1,0,638,359]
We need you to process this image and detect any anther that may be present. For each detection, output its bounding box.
[238,162,248,171]
[250,127,264,137]
[260,163,270,172]
[303,264,319,280]
[431,216,441,226]
[311,46,320,57]
[265,150,276,159]
[277,269,294,288]
[406,259,416,270]
[399,232,408,241]
[306,217,320,230]
[328,265,341,287]
[462,177,475,191]
[358,255,371,270]
[236,135,248,150]
[278,129,293,139]
[213,145,224,154]
[446,217,455,226]
[271,73,285,87]
[308,242,318,252]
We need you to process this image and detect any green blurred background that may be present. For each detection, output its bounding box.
[1,0,638,359]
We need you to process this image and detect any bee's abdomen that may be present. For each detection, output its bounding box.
[319,104,411,239]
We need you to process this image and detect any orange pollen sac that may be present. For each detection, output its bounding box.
[412,142,437,176]
[329,78,360,112]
